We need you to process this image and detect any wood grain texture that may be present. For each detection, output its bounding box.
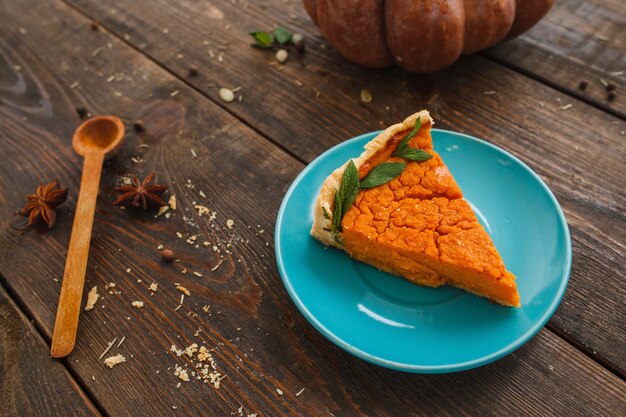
[486,0,626,118]
[0,0,625,416]
[64,0,626,372]
[1,285,101,417]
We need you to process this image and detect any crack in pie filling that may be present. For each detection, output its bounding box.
[311,110,520,307]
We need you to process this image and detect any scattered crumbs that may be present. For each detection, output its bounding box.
[191,148,197,158]
[117,336,126,348]
[276,388,283,396]
[19,27,27,34]
[163,28,170,34]
[138,143,150,149]
[157,244,164,250]
[595,34,609,41]
[203,241,210,247]
[176,232,183,239]
[199,190,207,198]
[194,328,202,337]
[104,354,126,368]
[211,259,224,271]
[226,219,235,229]
[177,285,191,296]
[483,90,496,95]
[171,90,180,97]
[169,195,177,210]
[548,365,554,371]
[149,282,158,292]
[193,271,203,277]
[195,204,210,216]
[202,305,211,313]
[174,365,190,381]
[85,286,99,311]
[294,79,303,87]
[126,268,132,273]
[131,157,142,164]
[132,301,144,308]
[157,205,169,216]
[296,387,305,397]
[560,103,573,111]
[70,81,80,89]
[99,338,117,359]
[114,91,123,97]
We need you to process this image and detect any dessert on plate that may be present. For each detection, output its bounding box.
[310,110,520,307]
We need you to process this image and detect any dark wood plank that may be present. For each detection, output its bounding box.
[65,0,626,372]
[1,0,625,416]
[485,0,626,118]
[1,284,101,417]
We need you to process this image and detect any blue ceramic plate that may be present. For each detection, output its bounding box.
[275,129,571,373]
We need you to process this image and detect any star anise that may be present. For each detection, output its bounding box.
[114,172,168,210]
[18,179,68,228]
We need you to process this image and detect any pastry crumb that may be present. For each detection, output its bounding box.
[169,195,177,210]
[176,285,191,296]
[85,286,99,311]
[226,219,235,229]
[132,301,144,308]
[149,283,158,292]
[104,354,126,368]
[276,388,283,396]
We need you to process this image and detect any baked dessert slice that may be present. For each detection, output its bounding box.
[311,110,520,307]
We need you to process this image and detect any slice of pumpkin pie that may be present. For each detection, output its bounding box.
[310,110,520,307]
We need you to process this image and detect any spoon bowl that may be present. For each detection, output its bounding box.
[72,116,124,155]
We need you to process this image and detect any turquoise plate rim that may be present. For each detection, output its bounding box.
[275,128,572,373]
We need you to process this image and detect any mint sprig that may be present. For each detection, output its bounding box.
[393,118,432,162]
[328,117,432,243]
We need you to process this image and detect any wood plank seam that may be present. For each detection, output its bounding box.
[30,0,624,380]
[0,277,109,417]
[481,52,626,121]
[58,0,310,167]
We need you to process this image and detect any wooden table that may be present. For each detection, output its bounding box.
[1,0,624,415]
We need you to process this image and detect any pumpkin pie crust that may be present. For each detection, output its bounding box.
[311,111,520,307]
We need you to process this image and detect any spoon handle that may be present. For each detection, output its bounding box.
[51,151,105,358]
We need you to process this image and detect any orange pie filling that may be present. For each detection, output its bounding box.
[339,125,520,307]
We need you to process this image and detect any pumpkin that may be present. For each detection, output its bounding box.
[302,0,554,72]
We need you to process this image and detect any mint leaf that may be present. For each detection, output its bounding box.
[249,31,273,48]
[394,147,432,162]
[340,160,360,218]
[394,117,421,156]
[331,188,342,236]
[360,162,406,189]
[273,27,292,44]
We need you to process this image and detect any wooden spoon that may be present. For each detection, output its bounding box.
[51,116,124,358]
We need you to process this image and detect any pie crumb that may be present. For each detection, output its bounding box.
[149,283,158,292]
[85,286,99,311]
[132,301,144,308]
[276,388,283,396]
[104,354,126,368]
[176,285,191,296]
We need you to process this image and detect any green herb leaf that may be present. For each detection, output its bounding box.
[360,162,406,189]
[340,160,360,218]
[331,188,342,235]
[394,147,433,162]
[393,117,422,156]
[322,206,331,220]
[273,27,292,44]
[249,31,273,48]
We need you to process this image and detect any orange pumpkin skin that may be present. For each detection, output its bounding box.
[303,0,554,72]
